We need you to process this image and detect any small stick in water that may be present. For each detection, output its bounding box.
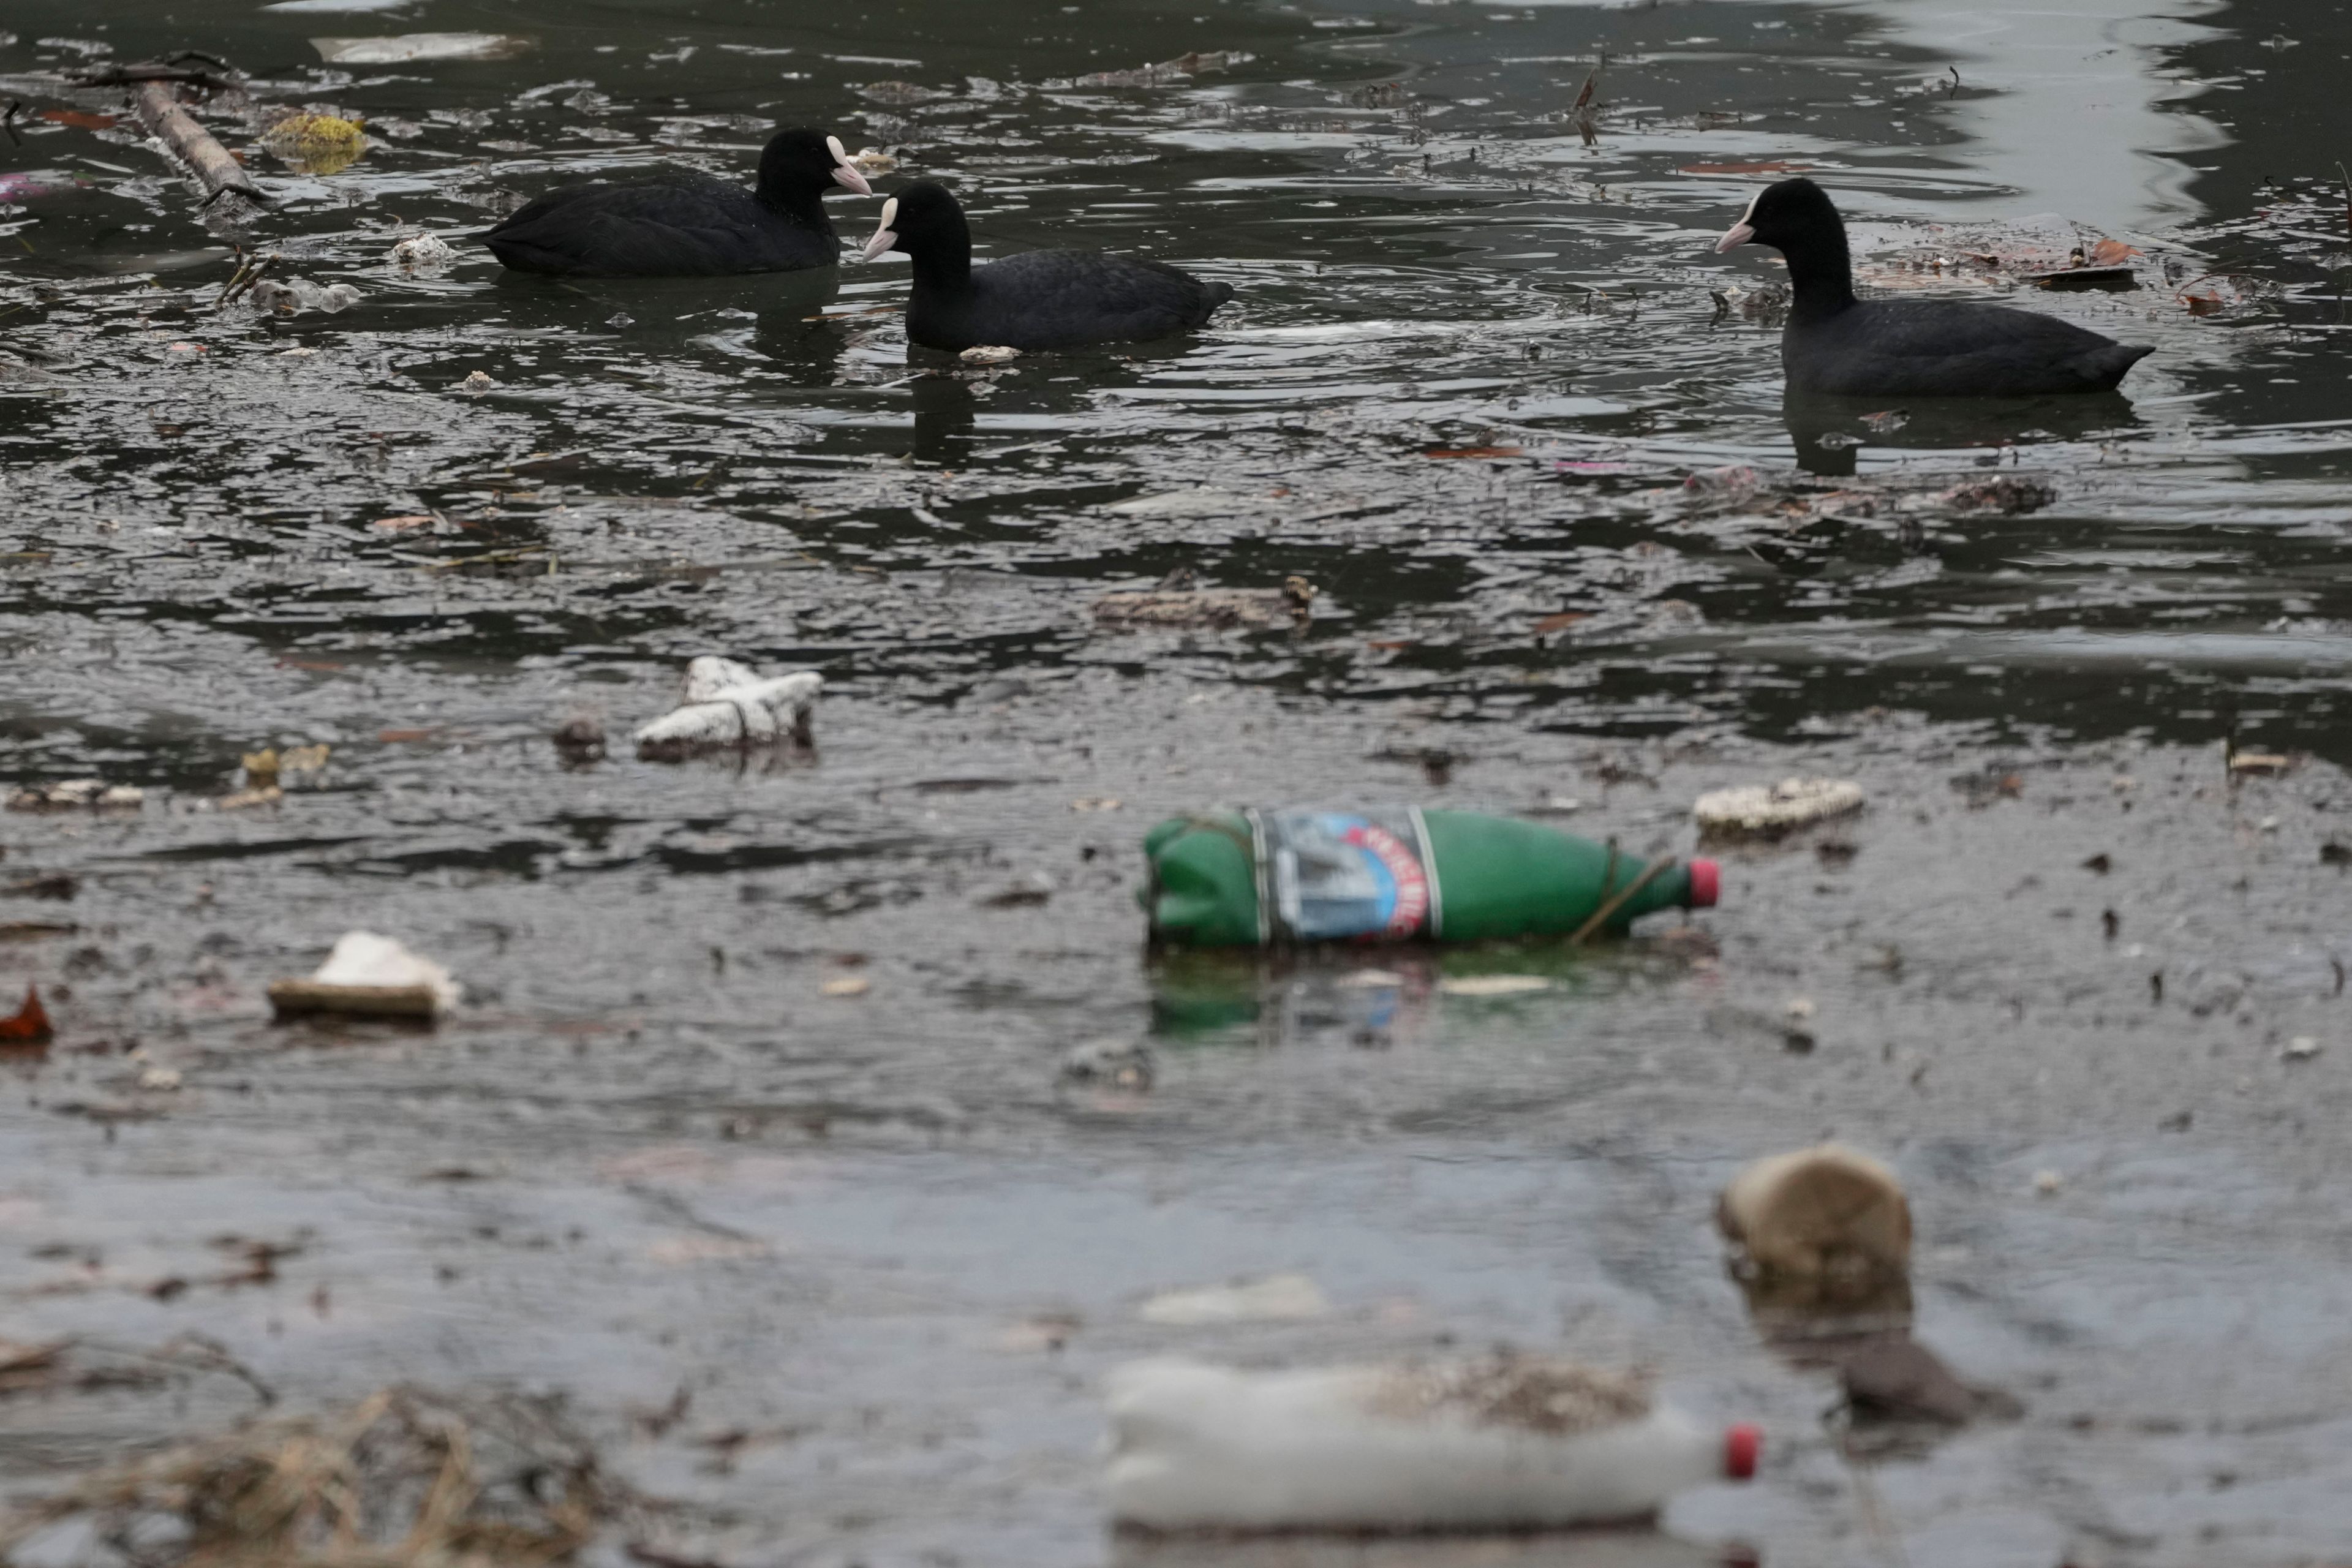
[128,79,268,208]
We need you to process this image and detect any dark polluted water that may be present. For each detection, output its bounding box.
[1,0,2350,1562]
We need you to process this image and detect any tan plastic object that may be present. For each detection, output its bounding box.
[1717,1144,1910,1280]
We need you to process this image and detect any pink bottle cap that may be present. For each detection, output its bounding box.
[1687,858,1721,908]
[1724,1422,1762,1480]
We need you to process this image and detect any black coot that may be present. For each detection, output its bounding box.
[859,181,1232,352]
[483,128,872,277]
[1717,178,2152,397]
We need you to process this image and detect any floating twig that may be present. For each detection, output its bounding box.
[128,78,268,208]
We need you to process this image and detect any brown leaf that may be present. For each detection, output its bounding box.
[1425,445,1523,460]
[2182,292,2225,315]
[377,728,435,742]
[39,108,116,129]
[1534,612,1589,635]
[0,986,53,1046]
[372,514,435,532]
[1365,639,1414,652]
[2086,238,2139,266]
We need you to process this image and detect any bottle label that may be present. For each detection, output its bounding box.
[1254,809,1437,943]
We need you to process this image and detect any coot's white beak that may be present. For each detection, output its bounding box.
[1716,187,1761,252]
[827,135,872,196]
[861,197,900,261]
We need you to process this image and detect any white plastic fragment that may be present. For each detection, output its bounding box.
[633,657,823,758]
[1438,974,1552,998]
[7,779,144,812]
[310,33,536,64]
[1137,1272,1330,1326]
[1693,777,1866,838]
[389,232,457,271]
[268,930,461,1021]
[1103,1355,1758,1531]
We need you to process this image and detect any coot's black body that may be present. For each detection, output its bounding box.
[1717,178,2151,398]
[862,181,1232,352]
[483,128,870,277]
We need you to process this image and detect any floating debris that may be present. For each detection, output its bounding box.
[257,110,367,175]
[1054,50,1254,89]
[1137,1272,1330,1325]
[389,231,458,270]
[1717,1144,1912,1281]
[959,344,1020,365]
[246,277,364,315]
[1060,1038,1155,1090]
[633,656,822,758]
[1093,573,1316,631]
[241,744,330,790]
[1438,974,1552,998]
[0,986,54,1047]
[268,930,461,1022]
[7,779,144,812]
[1694,777,1866,839]
[854,80,950,106]
[1104,1355,1757,1531]
[121,74,267,210]
[848,146,898,174]
[0,1387,628,1568]
[310,33,537,64]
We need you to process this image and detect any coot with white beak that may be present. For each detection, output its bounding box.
[483,129,871,277]
[1717,178,2152,398]
[861,181,1233,352]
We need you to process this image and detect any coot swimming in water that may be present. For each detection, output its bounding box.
[858,181,1232,352]
[1716,178,2152,397]
[483,128,872,277]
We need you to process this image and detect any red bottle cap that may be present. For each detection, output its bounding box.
[1724,1422,1762,1480]
[1687,858,1721,908]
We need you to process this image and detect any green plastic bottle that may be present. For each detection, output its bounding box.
[1141,807,1718,948]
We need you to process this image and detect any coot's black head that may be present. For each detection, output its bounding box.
[756,127,873,210]
[1717,176,1853,304]
[1716,177,1841,255]
[859,180,970,262]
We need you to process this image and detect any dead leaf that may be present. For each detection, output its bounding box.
[1425,445,1524,459]
[372,514,435,532]
[1365,639,1414,652]
[1533,612,1588,636]
[2182,292,2225,315]
[377,728,435,742]
[0,986,53,1046]
[40,108,116,129]
[2087,238,2140,266]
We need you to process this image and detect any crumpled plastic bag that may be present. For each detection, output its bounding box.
[632,657,823,758]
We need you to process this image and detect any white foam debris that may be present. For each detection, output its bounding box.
[269,930,461,1022]
[633,656,823,758]
[1137,1272,1330,1325]
[1694,776,1865,837]
[390,232,457,270]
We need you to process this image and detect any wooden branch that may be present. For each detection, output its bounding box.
[128,79,268,207]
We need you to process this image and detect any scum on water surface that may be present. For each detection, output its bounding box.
[1,1,2350,1565]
